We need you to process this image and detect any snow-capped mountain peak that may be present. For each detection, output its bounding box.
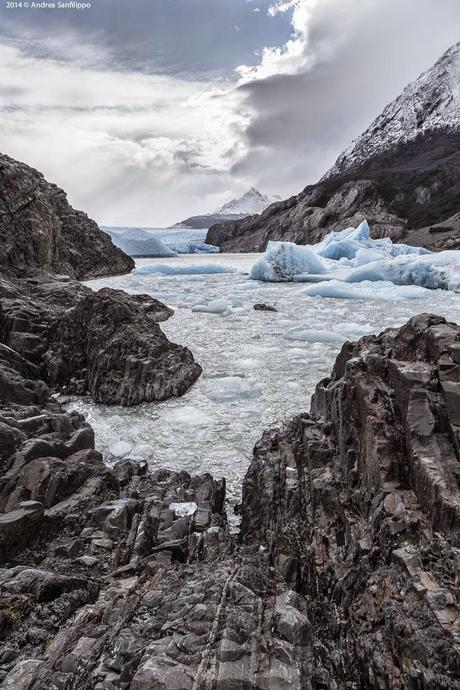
[216,188,279,216]
[324,41,460,179]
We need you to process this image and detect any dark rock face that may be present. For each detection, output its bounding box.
[242,313,460,688]
[206,130,460,253]
[0,153,134,280]
[0,276,202,406]
[1,314,458,688]
[0,154,202,406]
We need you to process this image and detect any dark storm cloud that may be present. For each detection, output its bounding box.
[0,0,292,76]
[235,0,460,197]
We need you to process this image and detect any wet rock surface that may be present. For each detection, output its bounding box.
[0,314,458,688]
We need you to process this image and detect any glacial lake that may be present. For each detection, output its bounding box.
[67,253,460,506]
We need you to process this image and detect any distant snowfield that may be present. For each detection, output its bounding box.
[68,233,460,511]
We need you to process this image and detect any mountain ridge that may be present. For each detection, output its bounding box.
[324,41,460,180]
[172,187,278,229]
[206,43,460,252]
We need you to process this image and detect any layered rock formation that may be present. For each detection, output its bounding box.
[243,313,460,688]
[1,314,458,688]
[0,154,133,280]
[0,153,202,405]
[206,43,460,253]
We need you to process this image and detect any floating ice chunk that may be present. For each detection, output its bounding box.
[192,299,231,314]
[313,220,430,262]
[304,279,430,300]
[109,441,133,458]
[304,281,367,299]
[206,376,261,402]
[134,263,235,276]
[130,444,154,459]
[169,502,198,517]
[250,241,325,282]
[248,220,458,291]
[286,328,345,343]
[167,406,212,426]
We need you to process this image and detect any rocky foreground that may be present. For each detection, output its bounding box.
[0,153,202,406]
[0,314,459,689]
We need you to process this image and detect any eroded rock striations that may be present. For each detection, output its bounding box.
[0,314,459,688]
[243,313,460,688]
[0,153,202,405]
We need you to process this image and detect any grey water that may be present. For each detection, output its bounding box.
[67,252,460,504]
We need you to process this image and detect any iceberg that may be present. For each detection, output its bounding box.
[313,221,430,261]
[250,241,325,282]
[103,227,220,256]
[250,220,460,292]
[345,252,460,292]
[134,263,235,276]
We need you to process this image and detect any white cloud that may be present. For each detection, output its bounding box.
[0,40,253,225]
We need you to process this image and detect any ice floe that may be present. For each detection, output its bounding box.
[192,299,231,314]
[108,441,133,458]
[134,263,235,276]
[250,220,460,292]
[304,280,431,300]
[286,328,346,343]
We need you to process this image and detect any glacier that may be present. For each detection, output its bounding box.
[250,221,460,292]
[105,229,177,258]
[104,227,220,256]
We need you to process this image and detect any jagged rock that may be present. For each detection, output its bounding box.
[254,303,278,312]
[0,155,202,407]
[1,313,459,688]
[44,287,201,404]
[242,313,460,688]
[0,153,133,280]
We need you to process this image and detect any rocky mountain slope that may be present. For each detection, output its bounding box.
[173,187,278,229]
[1,314,458,688]
[207,43,460,252]
[0,154,134,280]
[0,153,202,405]
[325,41,460,179]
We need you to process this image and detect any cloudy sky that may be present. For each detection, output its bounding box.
[0,0,459,226]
